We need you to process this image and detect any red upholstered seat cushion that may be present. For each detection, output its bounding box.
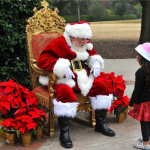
[33,86,49,108]
[32,32,62,61]
[33,86,49,97]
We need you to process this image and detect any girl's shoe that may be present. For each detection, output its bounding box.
[134,143,150,149]
[139,137,150,143]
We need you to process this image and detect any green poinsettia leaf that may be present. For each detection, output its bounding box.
[0,127,4,132]
[16,130,20,138]
[34,129,36,135]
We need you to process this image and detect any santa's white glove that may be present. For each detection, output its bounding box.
[90,60,101,78]
[65,68,75,80]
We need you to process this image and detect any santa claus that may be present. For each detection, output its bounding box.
[38,21,115,148]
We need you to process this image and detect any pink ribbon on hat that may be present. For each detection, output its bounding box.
[141,43,150,54]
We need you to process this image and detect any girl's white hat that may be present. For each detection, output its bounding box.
[135,43,150,61]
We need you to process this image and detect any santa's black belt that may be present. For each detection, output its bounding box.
[70,60,86,72]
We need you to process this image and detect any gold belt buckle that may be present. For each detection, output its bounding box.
[71,60,82,72]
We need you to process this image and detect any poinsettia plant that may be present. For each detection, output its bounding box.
[110,96,130,115]
[100,72,130,114]
[0,118,16,134]
[14,115,38,137]
[28,107,47,127]
[0,79,47,134]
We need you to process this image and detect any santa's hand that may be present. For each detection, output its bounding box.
[65,68,75,80]
[90,60,101,78]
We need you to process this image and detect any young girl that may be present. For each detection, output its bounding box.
[128,43,150,150]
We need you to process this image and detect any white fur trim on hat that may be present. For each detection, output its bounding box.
[89,94,113,110]
[86,43,93,51]
[39,76,49,86]
[87,55,104,70]
[56,78,75,88]
[65,23,92,39]
[53,99,79,118]
[76,69,94,96]
[135,45,150,61]
[53,58,71,78]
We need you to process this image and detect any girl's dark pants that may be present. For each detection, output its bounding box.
[140,121,150,141]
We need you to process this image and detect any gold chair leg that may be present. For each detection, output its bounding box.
[49,110,55,138]
[90,110,96,127]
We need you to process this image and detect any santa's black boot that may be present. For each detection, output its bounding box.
[58,117,73,148]
[95,109,115,137]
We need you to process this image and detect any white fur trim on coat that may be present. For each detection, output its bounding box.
[87,55,104,70]
[56,78,75,88]
[53,58,71,78]
[76,69,94,96]
[39,76,49,86]
[71,49,89,61]
[89,94,113,110]
[86,43,93,51]
[53,99,79,118]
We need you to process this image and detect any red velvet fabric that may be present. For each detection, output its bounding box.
[54,84,77,103]
[33,86,49,97]
[54,76,109,103]
[32,33,62,61]
[128,101,150,122]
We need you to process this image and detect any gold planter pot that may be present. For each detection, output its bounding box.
[21,133,32,147]
[116,109,128,123]
[0,118,6,139]
[5,132,15,146]
[36,126,43,140]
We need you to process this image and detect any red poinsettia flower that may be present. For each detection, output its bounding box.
[114,75,126,90]
[1,79,29,95]
[14,102,27,117]
[24,91,38,106]
[28,107,47,121]
[0,118,16,129]
[14,115,37,133]
[110,96,130,113]
[0,95,11,115]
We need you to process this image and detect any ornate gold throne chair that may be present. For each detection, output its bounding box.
[26,0,95,138]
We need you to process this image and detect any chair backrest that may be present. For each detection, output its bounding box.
[26,0,66,89]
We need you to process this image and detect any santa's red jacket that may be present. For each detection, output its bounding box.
[37,36,104,96]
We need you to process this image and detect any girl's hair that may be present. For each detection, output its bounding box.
[138,53,150,90]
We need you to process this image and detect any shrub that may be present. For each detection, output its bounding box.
[0,0,52,89]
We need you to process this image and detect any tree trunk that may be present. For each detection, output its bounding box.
[77,0,80,22]
[139,0,150,44]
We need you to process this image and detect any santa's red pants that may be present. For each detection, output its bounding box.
[54,77,109,103]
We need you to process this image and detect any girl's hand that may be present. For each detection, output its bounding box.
[128,106,134,111]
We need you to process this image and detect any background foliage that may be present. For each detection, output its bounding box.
[0,0,52,89]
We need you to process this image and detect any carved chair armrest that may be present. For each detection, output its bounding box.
[30,59,57,94]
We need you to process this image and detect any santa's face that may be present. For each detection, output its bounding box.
[71,37,89,52]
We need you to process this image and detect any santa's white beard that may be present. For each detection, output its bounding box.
[71,42,87,52]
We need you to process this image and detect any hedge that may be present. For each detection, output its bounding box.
[0,0,52,89]
[63,14,137,23]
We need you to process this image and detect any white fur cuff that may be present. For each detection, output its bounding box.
[53,58,71,78]
[39,76,49,86]
[87,55,104,70]
[89,94,112,110]
[56,78,75,88]
[53,99,79,118]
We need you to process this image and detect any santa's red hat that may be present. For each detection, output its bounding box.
[63,21,93,50]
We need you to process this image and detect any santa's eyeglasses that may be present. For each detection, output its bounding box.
[76,38,89,42]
